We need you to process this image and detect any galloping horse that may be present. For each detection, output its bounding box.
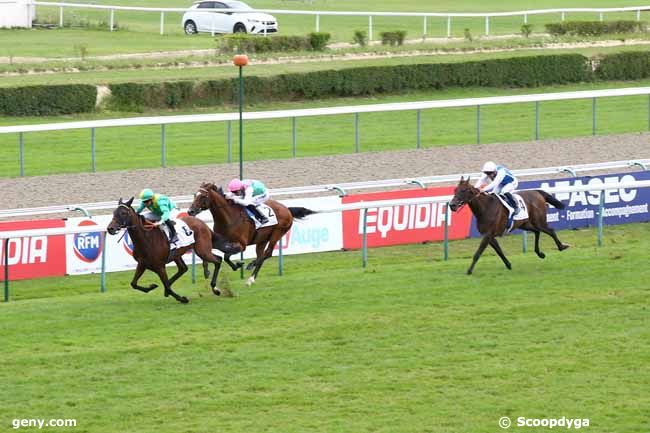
[449,177,570,275]
[187,182,316,288]
[106,197,225,303]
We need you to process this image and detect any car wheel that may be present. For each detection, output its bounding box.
[184,20,197,35]
[233,23,247,33]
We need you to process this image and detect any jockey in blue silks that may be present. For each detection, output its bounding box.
[474,161,519,214]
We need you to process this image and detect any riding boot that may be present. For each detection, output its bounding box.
[165,220,178,243]
[247,205,268,224]
[504,193,519,215]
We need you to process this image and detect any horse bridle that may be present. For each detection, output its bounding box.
[194,186,246,228]
[453,188,482,211]
[113,204,141,230]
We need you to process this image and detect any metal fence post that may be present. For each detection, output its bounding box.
[278,237,284,276]
[485,16,489,36]
[561,11,566,21]
[19,132,24,177]
[447,15,451,37]
[535,101,540,140]
[59,6,63,27]
[91,127,96,172]
[592,97,597,136]
[316,14,320,32]
[191,250,196,284]
[4,238,9,302]
[161,124,167,167]
[354,113,360,153]
[362,209,368,268]
[227,120,232,163]
[423,16,427,38]
[443,203,449,261]
[637,9,641,21]
[292,117,297,158]
[100,232,107,293]
[110,9,114,31]
[160,12,165,35]
[476,105,481,144]
[597,191,605,246]
[368,16,373,42]
[416,109,421,149]
[522,231,528,253]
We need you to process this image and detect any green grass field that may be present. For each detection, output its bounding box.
[1,222,648,432]
[0,0,644,59]
[2,79,650,177]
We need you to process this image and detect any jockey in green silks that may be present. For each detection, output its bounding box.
[136,188,179,243]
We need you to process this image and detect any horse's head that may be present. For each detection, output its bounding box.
[188,183,214,216]
[449,177,479,212]
[107,197,136,235]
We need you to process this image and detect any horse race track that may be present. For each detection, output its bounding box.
[1,223,648,433]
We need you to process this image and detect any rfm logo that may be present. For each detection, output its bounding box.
[72,220,103,263]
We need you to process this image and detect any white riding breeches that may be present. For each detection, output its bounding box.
[252,191,270,206]
[142,208,180,222]
[492,180,518,195]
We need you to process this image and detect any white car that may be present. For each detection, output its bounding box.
[182,0,278,35]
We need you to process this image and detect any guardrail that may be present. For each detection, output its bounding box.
[0,158,648,220]
[34,2,650,38]
[2,179,650,301]
[2,87,650,177]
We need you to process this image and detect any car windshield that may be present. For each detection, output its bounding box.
[225,1,252,10]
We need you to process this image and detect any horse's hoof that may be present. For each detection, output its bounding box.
[506,263,512,270]
[537,252,546,259]
[466,269,473,275]
[560,244,570,251]
[180,296,189,304]
[212,288,221,296]
[203,271,211,279]
[246,276,255,287]
[149,284,158,290]
[164,290,170,297]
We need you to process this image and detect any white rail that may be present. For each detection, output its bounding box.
[0,158,647,220]
[2,87,650,135]
[2,180,649,240]
[34,2,650,37]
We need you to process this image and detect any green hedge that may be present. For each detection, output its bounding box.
[8,51,650,115]
[596,51,650,80]
[217,32,331,53]
[108,54,591,111]
[0,84,96,116]
[545,20,647,36]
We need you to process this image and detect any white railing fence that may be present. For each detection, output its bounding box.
[33,2,650,38]
[2,179,648,301]
[2,87,650,177]
[0,158,648,220]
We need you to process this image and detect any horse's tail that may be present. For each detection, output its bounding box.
[538,190,565,209]
[288,207,317,220]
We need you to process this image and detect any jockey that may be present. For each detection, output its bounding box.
[136,188,179,242]
[226,178,270,224]
[475,161,519,214]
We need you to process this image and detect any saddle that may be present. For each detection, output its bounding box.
[494,193,529,232]
[245,204,278,229]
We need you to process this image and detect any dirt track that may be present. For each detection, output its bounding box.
[1,132,648,216]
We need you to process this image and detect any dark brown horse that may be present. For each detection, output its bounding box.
[187,182,316,288]
[106,197,225,303]
[448,177,570,275]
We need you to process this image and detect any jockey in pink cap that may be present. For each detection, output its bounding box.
[226,178,271,224]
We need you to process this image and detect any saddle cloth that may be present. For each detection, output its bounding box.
[245,204,278,229]
[495,193,529,232]
[160,218,195,249]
